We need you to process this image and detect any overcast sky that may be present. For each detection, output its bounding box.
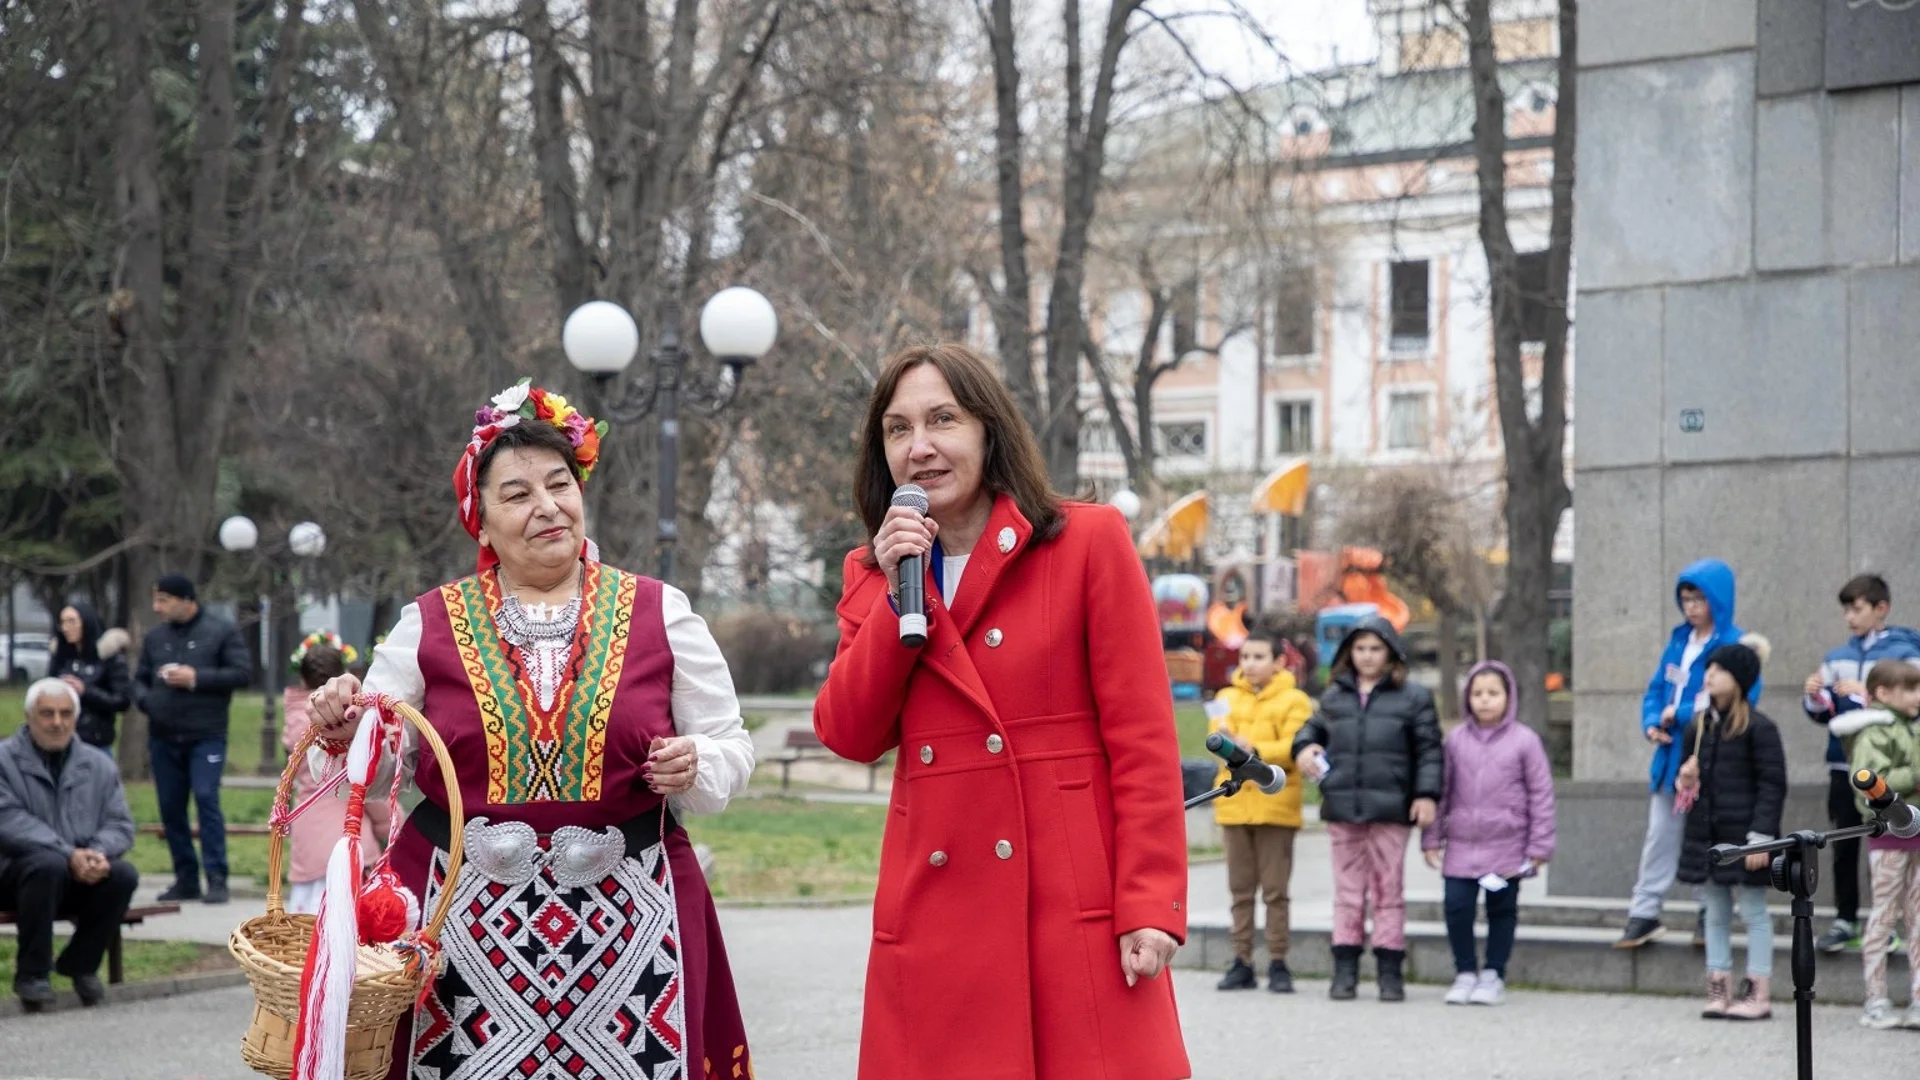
[1171,0,1381,84]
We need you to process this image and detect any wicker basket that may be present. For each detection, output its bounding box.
[229,698,465,1080]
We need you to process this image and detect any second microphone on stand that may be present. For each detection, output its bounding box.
[1206,731,1287,795]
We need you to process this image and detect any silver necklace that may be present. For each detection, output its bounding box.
[493,567,583,649]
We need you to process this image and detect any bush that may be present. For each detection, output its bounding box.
[711,611,838,695]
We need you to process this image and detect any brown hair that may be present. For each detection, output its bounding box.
[475,421,581,518]
[1330,631,1406,688]
[1868,659,1920,699]
[297,643,347,691]
[1840,573,1892,609]
[854,343,1066,565]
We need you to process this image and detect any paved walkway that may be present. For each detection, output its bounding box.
[0,903,1892,1080]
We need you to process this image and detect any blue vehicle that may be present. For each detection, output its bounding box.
[1313,603,1381,677]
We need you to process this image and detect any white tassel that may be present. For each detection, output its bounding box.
[291,709,380,1080]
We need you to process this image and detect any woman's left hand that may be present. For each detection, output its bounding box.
[646,736,699,796]
[1118,928,1178,987]
[1744,852,1770,873]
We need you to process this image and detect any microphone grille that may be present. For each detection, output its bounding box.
[891,484,929,515]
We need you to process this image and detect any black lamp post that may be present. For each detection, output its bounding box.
[562,288,778,585]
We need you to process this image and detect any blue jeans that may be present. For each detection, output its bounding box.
[1700,883,1773,978]
[1443,875,1521,977]
[149,736,228,885]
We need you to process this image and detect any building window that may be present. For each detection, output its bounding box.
[1156,421,1207,458]
[1516,249,1551,344]
[1274,266,1315,357]
[1386,391,1432,451]
[1275,400,1314,455]
[1389,259,1430,353]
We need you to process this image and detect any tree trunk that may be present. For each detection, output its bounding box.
[1437,608,1461,722]
[1462,0,1577,737]
[984,0,1038,430]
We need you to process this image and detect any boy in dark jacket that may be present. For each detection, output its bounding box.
[1802,573,1920,953]
[1293,615,1443,1003]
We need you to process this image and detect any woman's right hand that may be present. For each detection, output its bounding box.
[307,673,364,742]
[873,505,938,594]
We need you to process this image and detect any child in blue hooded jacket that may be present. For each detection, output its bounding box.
[1617,559,1761,949]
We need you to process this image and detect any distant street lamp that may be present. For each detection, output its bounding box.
[563,288,778,584]
[219,516,326,775]
[1109,488,1143,523]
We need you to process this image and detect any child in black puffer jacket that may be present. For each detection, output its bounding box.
[1292,615,1444,1003]
[1674,634,1785,1023]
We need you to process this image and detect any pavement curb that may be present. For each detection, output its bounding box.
[0,968,248,1020]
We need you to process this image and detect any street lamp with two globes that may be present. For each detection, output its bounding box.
[218,516,326,775]
[562,288,778,585]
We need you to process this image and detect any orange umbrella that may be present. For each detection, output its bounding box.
[1250,457,1311,516]
[1136,490,1210,561]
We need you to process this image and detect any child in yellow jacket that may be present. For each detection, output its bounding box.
[1212,629,1316,992]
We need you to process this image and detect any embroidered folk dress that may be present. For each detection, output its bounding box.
[357,562,756,1080]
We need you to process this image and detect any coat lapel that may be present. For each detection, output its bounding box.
[916,495,1033,721]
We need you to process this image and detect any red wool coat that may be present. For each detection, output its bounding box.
[814,496,1191,1080]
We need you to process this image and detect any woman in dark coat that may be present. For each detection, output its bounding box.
[1291,615,1444,1002]
[1674,635,1785,1022]
[49,602,131,751]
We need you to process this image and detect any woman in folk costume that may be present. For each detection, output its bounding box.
[813,344,1192,1080]
[305,379,757,1080]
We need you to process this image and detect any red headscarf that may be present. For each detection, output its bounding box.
[453,378,606,570]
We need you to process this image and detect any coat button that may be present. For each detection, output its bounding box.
[919,745,934,765]
[997,526,1016,553]
[929,851,948,867]
[995,840,1013,860]
[985,628,1003,648]
[986,734,1004,754]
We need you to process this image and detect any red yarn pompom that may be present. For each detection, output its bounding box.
[357,865,416,945]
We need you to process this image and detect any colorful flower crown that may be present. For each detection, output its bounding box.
[289,629,358,674]
[471,378,608,484]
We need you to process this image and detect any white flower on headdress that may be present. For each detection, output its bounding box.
[491,380,531,414]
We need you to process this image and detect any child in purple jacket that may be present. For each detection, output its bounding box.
[1422,661,1556,1005]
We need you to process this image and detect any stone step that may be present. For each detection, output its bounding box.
[1177,920,1898,1006]
[1397,894,1845,937]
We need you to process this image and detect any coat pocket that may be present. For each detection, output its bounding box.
[873,801,910,942]
[1056,775,1116,919]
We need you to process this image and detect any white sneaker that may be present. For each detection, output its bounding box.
[1861,998,1900,1029]
[1444,971,1477,1005]
[1902,1002,1920,1030]
[1468,969,1506,1005]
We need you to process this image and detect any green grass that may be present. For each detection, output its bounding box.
[0,683,280,777]
[683,796,886,900]
[0,936,230,986]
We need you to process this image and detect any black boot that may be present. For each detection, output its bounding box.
[203,876,229,905]
[1375,948,1406,1002]
[1329,945,1362,1001]
[1267,958,1295,994]
[1216,957,1257,990]
[14,977,56,1013]
[156,878,200,903]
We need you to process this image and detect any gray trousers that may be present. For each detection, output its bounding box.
[1628,791,1684,921]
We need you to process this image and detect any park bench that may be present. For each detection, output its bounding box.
[775,728,890,793]
[0,903,181,985]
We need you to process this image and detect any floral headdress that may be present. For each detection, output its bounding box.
[452,378,608,569]
[289,629,358,674]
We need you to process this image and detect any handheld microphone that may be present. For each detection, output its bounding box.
[892,484,930,647]
[1854,768,1920,839]
[1205,731,1286,795]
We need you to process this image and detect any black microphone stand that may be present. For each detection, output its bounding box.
[1711,817,1890,1080]
[1184,777,1243,810]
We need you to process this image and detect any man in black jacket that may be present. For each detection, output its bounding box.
[133,574,251,904]
[0,680,139,1011]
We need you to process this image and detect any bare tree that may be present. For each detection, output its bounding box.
[1457,0,1576,735]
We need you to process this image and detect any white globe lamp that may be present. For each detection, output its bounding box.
[698,287,778,368]
[1110,488,1142,522]
[562,300,642,376]
[289,521,327,558]
[218,515,259,553]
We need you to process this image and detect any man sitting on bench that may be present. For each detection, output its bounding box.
[0,679,139,1011]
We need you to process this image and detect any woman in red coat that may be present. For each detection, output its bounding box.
[814,343,1192,1080]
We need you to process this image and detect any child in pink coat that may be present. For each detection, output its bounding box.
[1423,661,1556,1006]
[280,633,388,914]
